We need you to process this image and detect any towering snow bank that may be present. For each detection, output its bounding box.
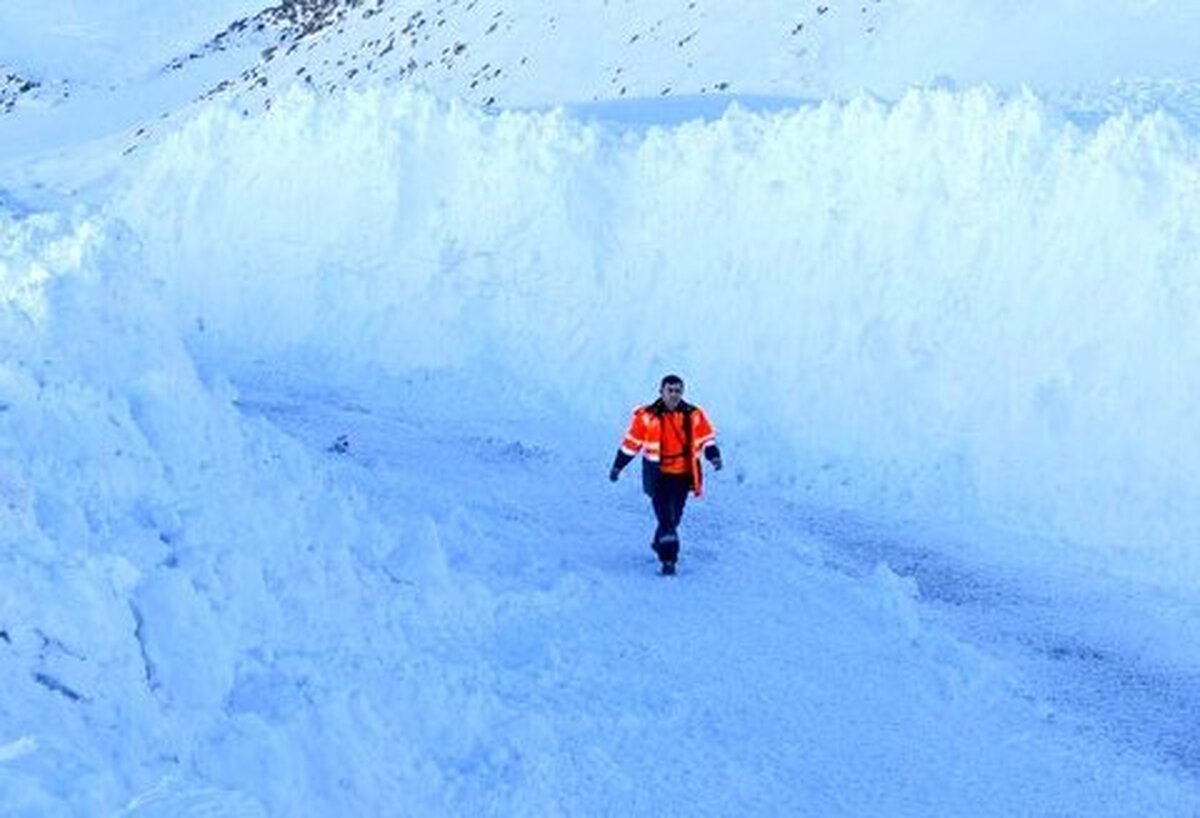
[0,208,497,813]
[117,85,1200,587]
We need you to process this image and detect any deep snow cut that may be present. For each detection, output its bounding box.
[4,207,1197,813]
[5,1,1200,813]
[115,83,1200,589]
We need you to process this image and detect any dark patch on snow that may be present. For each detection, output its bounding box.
[130,602,162,693]
[35,629,86,661]
[1,70,57,115]
[33,672,84,702]
[1043,641,1109,663]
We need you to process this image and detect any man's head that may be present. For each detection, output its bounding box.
[660,374,684,410]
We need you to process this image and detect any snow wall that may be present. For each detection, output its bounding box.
[113,85,1200,587]
[0,209,521,811]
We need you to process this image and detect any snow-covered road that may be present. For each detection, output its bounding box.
[226,367,1200,816]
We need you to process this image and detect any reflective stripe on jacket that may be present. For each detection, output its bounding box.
[619,401,717,496]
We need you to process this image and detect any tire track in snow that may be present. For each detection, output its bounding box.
[795,506,1200,780]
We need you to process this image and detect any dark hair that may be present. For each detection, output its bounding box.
[660,374,684,389]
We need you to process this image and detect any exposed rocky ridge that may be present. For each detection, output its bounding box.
[1,69,72,115]
[3,0,889,155]
[164,0,381,71]
[1,71,39,115]
[169,0,888,112]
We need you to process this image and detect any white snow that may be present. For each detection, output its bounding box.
[3,1,1200,815]
[0,0,267,82]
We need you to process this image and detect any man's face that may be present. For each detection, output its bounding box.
[661,381,684,410]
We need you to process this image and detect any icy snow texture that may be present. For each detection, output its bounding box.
[116,84,1200,587]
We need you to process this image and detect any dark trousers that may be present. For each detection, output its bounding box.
[650,473,691,563]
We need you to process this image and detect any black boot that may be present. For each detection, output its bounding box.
[661,560,676,576]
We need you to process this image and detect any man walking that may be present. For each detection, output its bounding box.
[609,374,723,575]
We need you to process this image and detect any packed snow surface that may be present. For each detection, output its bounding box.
[3,0,1200,815]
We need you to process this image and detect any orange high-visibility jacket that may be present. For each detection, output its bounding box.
[619,401,718,496]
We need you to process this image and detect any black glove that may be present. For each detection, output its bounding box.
[610,450,633,483]
[705,446,724,471]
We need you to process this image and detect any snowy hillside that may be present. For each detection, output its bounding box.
[3,1,1200,815]
[6,0,1200,179]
